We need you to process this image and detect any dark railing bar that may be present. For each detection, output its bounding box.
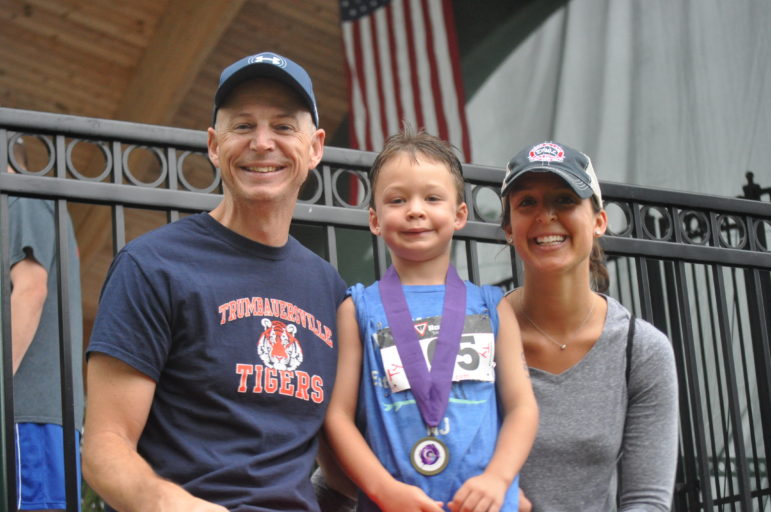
[602,181,771,218]
[0,193,17,511]
[54,199,79,512]
[748,268,771,479]
[603,237,771,270]
[0,108,206,150]
[166,146,179,191]
[1,179,769,270]
[0,173,221,212]
[466,240,481,285]
[675,260,714,509]
[326,224,339,271]
[112,140,124,185]
[630,200,655,319]
[713,266,754,508]
[3,107,770,218]
[53,136,78,511]
[112,205,126,254]
[730,268,762,498]
[668,260,698,510]
[705,268,736,505]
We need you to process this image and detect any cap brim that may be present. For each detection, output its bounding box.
[501,166,594,199]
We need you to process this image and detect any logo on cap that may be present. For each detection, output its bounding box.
[248,53,287,68]
[528,142,565,163]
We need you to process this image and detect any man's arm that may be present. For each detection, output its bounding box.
[82,353,228,512]
[10,256,48,374]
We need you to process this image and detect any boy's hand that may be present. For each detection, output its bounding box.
[376,480,444,512]
[447,473,508,512]
[518,488,532,512]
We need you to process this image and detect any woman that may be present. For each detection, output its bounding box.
[500,141,678,511]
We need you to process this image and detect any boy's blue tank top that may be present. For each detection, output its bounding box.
[351,280,519,510]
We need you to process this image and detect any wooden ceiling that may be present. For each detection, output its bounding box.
[0,0,349,341]
[0,0,348,134]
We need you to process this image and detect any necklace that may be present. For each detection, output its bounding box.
[519,293,596,351]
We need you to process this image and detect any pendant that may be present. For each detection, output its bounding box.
[410,435,449,476]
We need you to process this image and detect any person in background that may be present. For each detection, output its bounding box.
[6,137,84,511]
[499,141,678,511]
[323,126,538,511]
[82,52,346,511]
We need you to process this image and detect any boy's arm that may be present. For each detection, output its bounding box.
[449,299,539,512]
[323,297,444,512]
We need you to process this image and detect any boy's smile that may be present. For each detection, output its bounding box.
[369,152,468,270]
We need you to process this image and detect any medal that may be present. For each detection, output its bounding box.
[410,430,450,476]
[379,265,466,476]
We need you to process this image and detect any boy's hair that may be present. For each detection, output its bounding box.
[368,124,465,209]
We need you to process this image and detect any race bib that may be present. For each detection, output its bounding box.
[375,313,495,393]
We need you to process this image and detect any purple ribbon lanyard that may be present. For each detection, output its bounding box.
[378,265,466,428]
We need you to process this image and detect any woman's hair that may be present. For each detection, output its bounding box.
[368,123,465,209]
[501,191,609,294]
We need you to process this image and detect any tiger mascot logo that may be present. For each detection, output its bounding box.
[257,319,303,370]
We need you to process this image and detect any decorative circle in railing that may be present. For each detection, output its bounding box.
[66,139,113,181]
[604,201,633,237]
[331,168,370,209]
[717,214,747,249]
[640,205,673,241]
[679,210,711,245]
[177,151,220,194]
[8,133,56,176]
[754,219,771,252]
[122,145,168,188]
[298,167,323,204]
[472,185,502,223]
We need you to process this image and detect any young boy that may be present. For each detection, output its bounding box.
[323,126,538,511]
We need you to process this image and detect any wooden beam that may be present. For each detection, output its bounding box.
[74,0,246,342]
[115,0,246,125]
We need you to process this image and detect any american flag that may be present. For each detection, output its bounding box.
[340,0,472,161]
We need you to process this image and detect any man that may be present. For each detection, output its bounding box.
[82,52,347,511]
[6,138,84,511]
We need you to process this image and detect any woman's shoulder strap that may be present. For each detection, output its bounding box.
[626,314,636,385]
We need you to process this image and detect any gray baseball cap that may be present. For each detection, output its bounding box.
[500,141,603,206]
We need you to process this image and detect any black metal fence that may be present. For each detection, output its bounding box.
[1,107,769,511]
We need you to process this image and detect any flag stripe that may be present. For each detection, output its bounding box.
[384,5,405,133]
[340,0,471,160]
[374,8,399,138]
[441,0,472,159]
[420,0,450,144]
[402,0,426,134]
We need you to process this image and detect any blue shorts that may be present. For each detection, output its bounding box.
[15,423,81,511]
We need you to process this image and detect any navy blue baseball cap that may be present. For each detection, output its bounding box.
[500,141,603,206]
[212,52,319,127]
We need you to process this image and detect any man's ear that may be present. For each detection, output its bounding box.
[308,128,326,169]
[207,127,220,169]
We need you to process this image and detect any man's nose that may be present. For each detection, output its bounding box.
[250,126,275,152]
